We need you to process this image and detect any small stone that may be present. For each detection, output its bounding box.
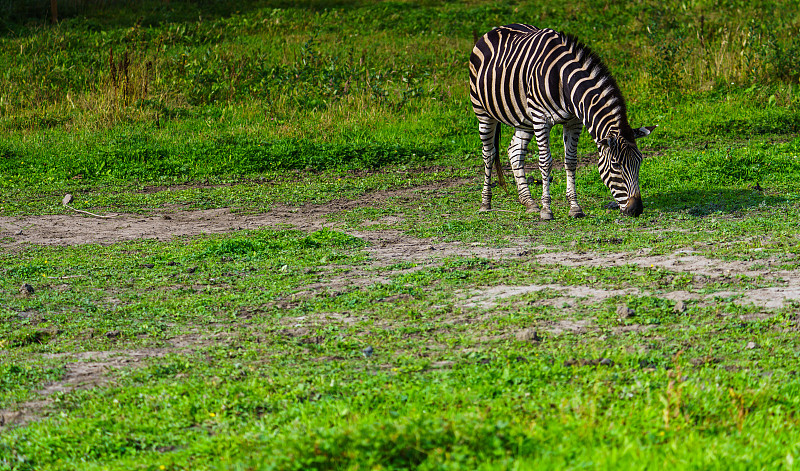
[362,346,374,358]
[616,304,635,319]
[746,341,758,350]
[515,329,542,342]
[674,300,687,313]
[187,266,197,274]
[599,358,614,367]
[105,330,121,339]
[19,284,34,296]
[62,194,74,206]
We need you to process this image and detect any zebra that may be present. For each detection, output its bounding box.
[469,24,656,219]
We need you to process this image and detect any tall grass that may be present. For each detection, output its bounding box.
[1,1,797,119]
[0,0,797,185]
[644,5,800,93]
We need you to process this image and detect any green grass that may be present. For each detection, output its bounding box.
[2,0,800,470]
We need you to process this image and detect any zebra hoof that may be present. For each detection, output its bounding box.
[479,204,491,212]
[540,209,554,220]
[569,208,586,218]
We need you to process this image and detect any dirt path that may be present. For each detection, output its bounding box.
[0,178,473,248]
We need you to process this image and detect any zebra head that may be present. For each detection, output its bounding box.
[598,126,656,217]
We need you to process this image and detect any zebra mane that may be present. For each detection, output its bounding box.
[559,32,633,141]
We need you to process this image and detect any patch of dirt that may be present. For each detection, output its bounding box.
[530,250,800,309]
[0,178,474,249]
[460,277,800,312]
[461,284,638,309]
[0,207,279,248]
[0,349,166,429]
[361,215,404,227]
[542,319,595,335]
[354,230,526,268]
[0,331,236,430]
[708,287,800,310]
[535,249,795,279]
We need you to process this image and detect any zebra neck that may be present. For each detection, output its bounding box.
[569,86,628,143]
[561,66,630,142]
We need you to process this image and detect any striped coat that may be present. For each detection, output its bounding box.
[469,24,654,218]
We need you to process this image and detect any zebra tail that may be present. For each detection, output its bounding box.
[494,154,508,193]
[491,123,508,193]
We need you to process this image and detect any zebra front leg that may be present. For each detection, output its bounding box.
[534,124,554,220]
[477,119,501,212]
[508,128,537,213]
[563,118,585,218]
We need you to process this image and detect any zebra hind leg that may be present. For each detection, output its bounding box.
[563,118,585,218]
[477,119,501,212]
[508,128,538,214]
[533,125,554,220]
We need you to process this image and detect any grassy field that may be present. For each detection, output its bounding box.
[1,0,800,469]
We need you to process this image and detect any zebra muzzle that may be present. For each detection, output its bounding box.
[622,195,643,217]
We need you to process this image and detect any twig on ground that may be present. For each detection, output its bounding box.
[62,194,117,219]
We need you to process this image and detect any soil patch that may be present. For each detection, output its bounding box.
[0,349,166,429]
[461,284,638,309]
[0,178,473,249]
[0,330,236,430]
[536,249,796,279]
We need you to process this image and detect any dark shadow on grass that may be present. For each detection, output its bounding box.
[647,187,783,216]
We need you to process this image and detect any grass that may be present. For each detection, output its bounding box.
[1,0,800,470]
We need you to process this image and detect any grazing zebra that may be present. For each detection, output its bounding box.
[469,24,656,219]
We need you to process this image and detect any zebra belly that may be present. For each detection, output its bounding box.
[474,74,574,130]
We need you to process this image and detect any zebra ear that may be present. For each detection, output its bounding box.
[632,125,657,139]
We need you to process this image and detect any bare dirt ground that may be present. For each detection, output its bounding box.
[0,333,235,429]
[2,180,799,429]
[0,178,474,248]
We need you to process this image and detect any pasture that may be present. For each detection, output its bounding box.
[1,0,800,469]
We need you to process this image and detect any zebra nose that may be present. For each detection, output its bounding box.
[622,195,643,217]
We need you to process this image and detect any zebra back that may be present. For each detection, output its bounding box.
[469,25,635,144]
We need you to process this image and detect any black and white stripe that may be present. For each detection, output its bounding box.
[469,24,655,218]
